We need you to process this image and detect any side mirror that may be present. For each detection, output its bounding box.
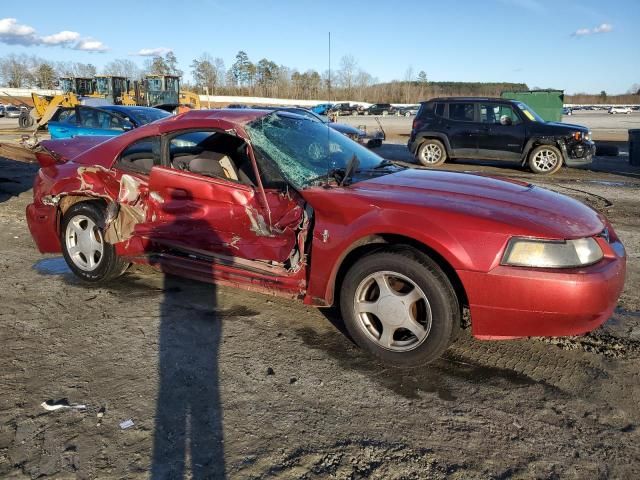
[500,115,513,126]
[122,122,133,131]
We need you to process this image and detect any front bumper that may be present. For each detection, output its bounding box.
[565,140,595,166]
[458,238,626,339]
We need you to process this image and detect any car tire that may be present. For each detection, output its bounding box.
[18,111,34,129]
[61,202,129,283]
[416,139,447,167]
[340,249,460,366]
[382,110,388,116]
[405,112,411,117]
[528,144,563,175]
[363,111,369,116]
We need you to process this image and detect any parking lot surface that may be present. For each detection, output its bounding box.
[1,123,640,478]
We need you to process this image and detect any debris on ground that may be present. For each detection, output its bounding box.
[41,399,87,411]
[119,419,135,430]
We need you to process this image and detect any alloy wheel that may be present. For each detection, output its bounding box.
[533,148,559,172]
[353,271,432,352]
[65,215,104,271]
[420,143,443,164]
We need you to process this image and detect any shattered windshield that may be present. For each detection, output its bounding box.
[246,112,385,189]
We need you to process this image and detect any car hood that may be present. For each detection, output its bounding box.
[329,123,364,136]
[543,121,589,132]
[350,169,604,238]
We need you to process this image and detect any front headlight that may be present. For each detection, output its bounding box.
[502,237,603,268]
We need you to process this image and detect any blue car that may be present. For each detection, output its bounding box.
[47,105,171,139]
[311,103,334,115]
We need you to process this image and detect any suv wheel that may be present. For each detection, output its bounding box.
[416,139,447,166]
[61,202,129,283]
[340,249,459,366]
[528,145,563,175]
[382,110,388,116]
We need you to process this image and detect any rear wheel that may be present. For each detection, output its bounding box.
[61,202,129,283]
[340,249,459,366]
[382,110,389,116]
[405,112,411,117]
[416,138,447,166]
[528,144,563,175]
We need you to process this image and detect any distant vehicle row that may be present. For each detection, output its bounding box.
[310,103,420,117]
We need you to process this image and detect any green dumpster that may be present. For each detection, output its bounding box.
[501,89,564,123]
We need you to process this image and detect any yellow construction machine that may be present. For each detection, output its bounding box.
[17,74,183,130]
[178,90,202,110]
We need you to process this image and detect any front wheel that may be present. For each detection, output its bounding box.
[61,202,129,283]
[528,144,563,175]
[340,249,460,366]
[416,138,447,166]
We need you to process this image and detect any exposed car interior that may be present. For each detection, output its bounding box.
[168,131,256,186]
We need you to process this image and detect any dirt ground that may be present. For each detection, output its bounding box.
[1,145,640,479]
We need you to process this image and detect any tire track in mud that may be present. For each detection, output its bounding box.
[232,439,468,479]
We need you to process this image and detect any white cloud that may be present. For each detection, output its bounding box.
[132,47,173,57]
[41,30,80,45]
[572,23,614,36]
[574,28,592,36]
[0,17,108,51]
[0,18,38,45]
[593,23,613,33]
[75,39,108,52]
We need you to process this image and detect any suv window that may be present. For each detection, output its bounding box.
[449,103,474,122]
[480,104,521,125]
[434,103,445,117]
[118,137,161,174]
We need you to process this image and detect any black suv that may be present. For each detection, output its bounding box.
[364,103,395,116]
[408,97,595,174]
[329,103,360,116]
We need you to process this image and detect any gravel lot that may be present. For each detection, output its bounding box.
[1,120,640,478]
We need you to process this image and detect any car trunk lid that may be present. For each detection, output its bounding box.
[38,136,112,166]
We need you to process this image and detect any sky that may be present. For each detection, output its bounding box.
[0,0,638,94]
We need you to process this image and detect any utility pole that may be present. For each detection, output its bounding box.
[328,31,332,101]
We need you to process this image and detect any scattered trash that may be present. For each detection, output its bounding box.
[96,406,106,427]
[266,367,275,376]
[289,377,297,384]
[41,399,86,411]
[119,419,134,430]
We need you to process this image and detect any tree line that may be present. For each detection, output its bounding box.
[0,51,638,105]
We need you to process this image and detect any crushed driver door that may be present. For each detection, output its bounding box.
[144,166,303,265]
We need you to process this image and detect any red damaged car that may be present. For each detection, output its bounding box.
[26,109,626,365]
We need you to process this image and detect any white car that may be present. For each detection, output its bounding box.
[608,106,632,114]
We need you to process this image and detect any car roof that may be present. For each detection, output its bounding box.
[176,108,278,126]
[421,97,518,104]
[100,105,165,114]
